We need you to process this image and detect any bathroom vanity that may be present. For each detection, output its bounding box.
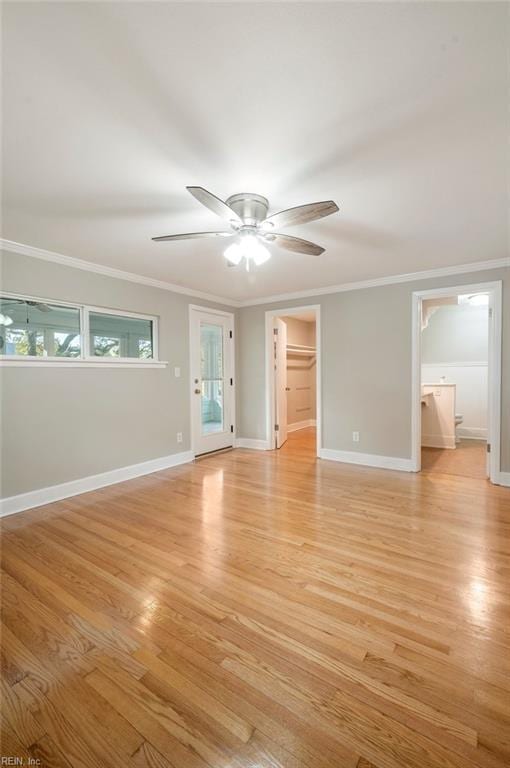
[421,383,457,449]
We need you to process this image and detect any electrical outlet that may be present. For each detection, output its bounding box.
[352,431,360,442]
[176,432,183,444]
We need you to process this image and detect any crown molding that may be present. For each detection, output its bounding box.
[238,257,510,306]
[0,238,241,308]
[1,238,508,309]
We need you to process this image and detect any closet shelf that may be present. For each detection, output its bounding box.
[286,344,316,358]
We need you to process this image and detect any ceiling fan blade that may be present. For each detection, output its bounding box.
[264,233,324,256]
[262,200,338,230]
[186,186,242,225]
[152,231,233,242]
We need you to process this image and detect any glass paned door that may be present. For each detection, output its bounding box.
[200,323,224,435]
[191,309,233,456]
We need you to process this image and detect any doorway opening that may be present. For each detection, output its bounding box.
[412,282,502,483]
[265,305,320,456]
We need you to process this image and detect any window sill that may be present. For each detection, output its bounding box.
[0,358,168,369]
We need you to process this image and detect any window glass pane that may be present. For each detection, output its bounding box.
[89,312,153,358]
[0,297,81,357]
[200,322,224,434]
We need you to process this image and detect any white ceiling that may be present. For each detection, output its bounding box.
[2,2,508,303]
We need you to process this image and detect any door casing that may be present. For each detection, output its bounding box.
[274,317,288,449]
[411,281,502,483]
[189,304,235,457]
[264,304,321,455]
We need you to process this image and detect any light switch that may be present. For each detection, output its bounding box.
[174,367,181,378]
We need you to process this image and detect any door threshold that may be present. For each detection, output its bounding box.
[194,446,234,460]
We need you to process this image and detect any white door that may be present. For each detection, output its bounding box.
[274,318,288,448]
[190,309,234,456]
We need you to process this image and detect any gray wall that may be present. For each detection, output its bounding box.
[237,266,509,471]
[422,304,488,364]
[1,249,236,497]
[2,250,508,500]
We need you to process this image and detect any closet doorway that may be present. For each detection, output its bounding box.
[265,305,321,455]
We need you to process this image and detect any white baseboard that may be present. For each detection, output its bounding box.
[421,434,456,449]
[318,448,414,472]
[234,438,271,450]
[496,472,510,487]
[287,419,316,433]
[0,450,194,518]
[457,427,488,440]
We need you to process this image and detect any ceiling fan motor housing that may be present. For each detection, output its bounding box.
[225,193,269,226]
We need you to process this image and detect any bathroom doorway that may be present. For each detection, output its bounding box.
[411,282,502,483]
[265,305,320,456]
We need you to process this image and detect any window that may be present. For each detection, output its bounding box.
[89,311,153,359]
[0,297,81,357]
[0,294,162,366]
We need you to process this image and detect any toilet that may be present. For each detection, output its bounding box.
[455,413,463,444]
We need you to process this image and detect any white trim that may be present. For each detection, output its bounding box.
[234,438,270,450]
[411,281,502,482]
[0,359,167,369]
[265,305,321,457]
[497,472,510,488]
[1,239,239,307]
[240,258,510,306]
[287,419,317,433]
[3,238,508,310]
[81,302,89,358]
[319,448,414,472]
[421,361,487,368]
[188,303,234,318]
[457,428,488,440]
[421,434,457,449]
[0,450,194,518]
[188,305,235,457]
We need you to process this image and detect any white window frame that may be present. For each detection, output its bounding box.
[0,291,167,368]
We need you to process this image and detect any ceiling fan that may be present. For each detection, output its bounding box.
[152,187,339,269]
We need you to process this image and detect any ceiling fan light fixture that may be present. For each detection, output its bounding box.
[224,242,243,265]
[224,234,271,268]
[243,234,271,266]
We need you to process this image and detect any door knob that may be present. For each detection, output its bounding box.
[194,388,201,394]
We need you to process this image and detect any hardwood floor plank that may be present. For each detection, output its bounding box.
[29,735,76,768]
[2,428,509,767]
[14,674,115,768]
[0,678,45,748]
[134,647,254,743]
[131,741,177,768]
[84,663,215,768]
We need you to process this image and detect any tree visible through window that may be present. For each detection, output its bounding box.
[89,312,153,359]
[0,296,156,361]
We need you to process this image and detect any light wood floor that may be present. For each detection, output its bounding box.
[1,428,510,768]
[422,439,488,479]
